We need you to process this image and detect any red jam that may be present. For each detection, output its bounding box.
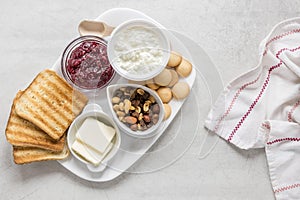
[65,40,114,89]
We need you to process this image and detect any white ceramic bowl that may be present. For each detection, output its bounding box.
[107,19,170,81]
[67,103,121,172]
[107,84,164,138]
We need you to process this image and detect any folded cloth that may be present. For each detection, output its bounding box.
[205,17,300,199]
[264,120,300,199]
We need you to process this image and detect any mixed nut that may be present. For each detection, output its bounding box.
[112,86,160,131]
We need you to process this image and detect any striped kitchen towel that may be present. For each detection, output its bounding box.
[205,17,300,200]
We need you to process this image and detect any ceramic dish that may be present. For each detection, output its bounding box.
[106,84,164,138]
[107,19,170,81]
[54,8,196,182]
[67,103,121,172]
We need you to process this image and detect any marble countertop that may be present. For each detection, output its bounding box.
[1,1,300,199]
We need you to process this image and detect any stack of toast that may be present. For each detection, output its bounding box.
[5,69,88,164]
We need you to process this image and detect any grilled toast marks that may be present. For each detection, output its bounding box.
[5,91,65,152]
[14,69,88,140]
[13,145,69,164]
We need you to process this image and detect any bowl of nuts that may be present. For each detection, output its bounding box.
[106,84,164,138]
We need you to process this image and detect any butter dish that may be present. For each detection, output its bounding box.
[67,103,121,172]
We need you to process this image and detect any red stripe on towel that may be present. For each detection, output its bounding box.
[263,29,300,56]
[274,183,300,193]
[287,99,300,122]
[267,137,300,145]
[227,62,282,142]
[213,75,261,132]
[262,123,270,130]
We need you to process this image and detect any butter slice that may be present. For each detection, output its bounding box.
[75,117,116,154]
[72,139,113,166]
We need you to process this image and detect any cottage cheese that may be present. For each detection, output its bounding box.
[113,26,164,75]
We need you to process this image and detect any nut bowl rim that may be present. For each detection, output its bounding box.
[106,83,165,138]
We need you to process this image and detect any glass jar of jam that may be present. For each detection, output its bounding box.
[61,36,115,93]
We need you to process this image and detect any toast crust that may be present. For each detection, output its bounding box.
[14,69,88,140]
[13,145,69,164]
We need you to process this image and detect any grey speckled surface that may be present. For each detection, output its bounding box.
[1,1,300,199]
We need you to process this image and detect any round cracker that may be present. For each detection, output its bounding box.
[153,69,172,86]
[172,82,190,99]
[167,51,182,67]
[157,87,172,103]
[176,58,192,77]
[167,69,179,87]
[163,103,172,120]
[146,79,160,90]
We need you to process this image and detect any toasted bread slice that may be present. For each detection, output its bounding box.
[14,69,88,140]
[6,91,66,152]
[13,145,69,164]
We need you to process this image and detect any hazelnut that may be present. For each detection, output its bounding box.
[152,114,159,124]
[140,119,146,128]
[130,124,138,131]
[132,111,139,118]
[152,104,160,114]
[144,115,151,123]
[132,100,140,107]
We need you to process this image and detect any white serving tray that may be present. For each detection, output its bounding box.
[52,8,196,182]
